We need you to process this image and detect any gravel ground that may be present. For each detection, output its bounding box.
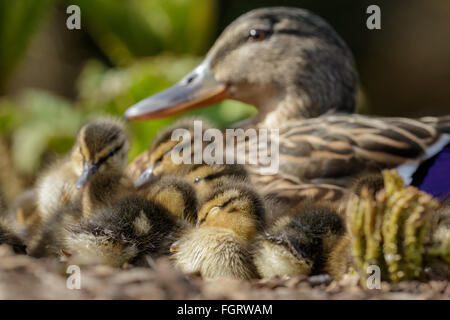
[0,245,448,300]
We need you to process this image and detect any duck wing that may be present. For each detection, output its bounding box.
[247,114,450,194]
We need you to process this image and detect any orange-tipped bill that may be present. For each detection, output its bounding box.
[124,59,229,121]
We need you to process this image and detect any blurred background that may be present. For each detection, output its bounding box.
[0,0,449,206]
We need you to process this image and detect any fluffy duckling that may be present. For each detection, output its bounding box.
[7,189,41,243]
[182,163,249,203]
[171,183,265,280]
[0,218,27,254]
[129,117,214,187]
[352,172,385,197]
[36,117,129,220]
[63,195,182,267]
[29,118,132,258]
[62,172,201,267]
[27,203,82,258]
[139,176,198,225]
[254,202,349,280]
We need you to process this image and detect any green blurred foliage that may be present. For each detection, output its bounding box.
[0,0,256,183]
[0,0,54,87]
[72,0,218,66]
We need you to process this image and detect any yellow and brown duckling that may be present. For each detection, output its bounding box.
[128,117,214,186]
[170,182,265,280]
[254,202,349,280]
[351,172,385,197]
[0,218,27,254]
[5,189,41,243]
[138,176,199,225]
[62,195,181,267]
[29,117,133,258]
[27,203,82,258]
[63,175,201,267]
[130,117,250,203]
[36,117,130,220]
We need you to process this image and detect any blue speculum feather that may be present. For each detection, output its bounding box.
[413,144,450,200]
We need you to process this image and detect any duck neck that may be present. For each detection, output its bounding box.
[246,84,356,128]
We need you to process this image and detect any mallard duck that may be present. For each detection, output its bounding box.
[254,202,349,279]
[124,7,450,203]
[36,117,130,219]
[170,182,265,279]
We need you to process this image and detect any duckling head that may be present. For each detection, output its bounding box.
[72,118,129,189]
[141,176,198,225]
[133,117,213,188]
[197,184,265,241]
[255,202,347,279]
[184,163,248,201]
[125,7,357,125]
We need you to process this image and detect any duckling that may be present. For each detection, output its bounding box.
[0,218,27,254]
[29,118,133,258]
[352,172,385,197]
[128,117,214,187]
[7,189,41,243]
[139,176,198,225]
[29,172,136,258]
[63,195,182,267]
[36,117,129,220]
[254,202,349,280]
[27,203,82,258]
[170,183,265,280]
[182,163,249,202]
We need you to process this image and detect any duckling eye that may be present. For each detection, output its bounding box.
[194,177,204,184]
[209,206,221,215]
[248,29,269,42]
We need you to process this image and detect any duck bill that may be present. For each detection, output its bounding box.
[124,59,229,121]
[75,163,98,189]
[134,165,156,189]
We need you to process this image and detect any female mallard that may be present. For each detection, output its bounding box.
[124,7,450,202]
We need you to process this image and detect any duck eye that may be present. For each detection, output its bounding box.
[248,29,268,41]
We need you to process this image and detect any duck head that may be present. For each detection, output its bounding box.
[124,7,358,127]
